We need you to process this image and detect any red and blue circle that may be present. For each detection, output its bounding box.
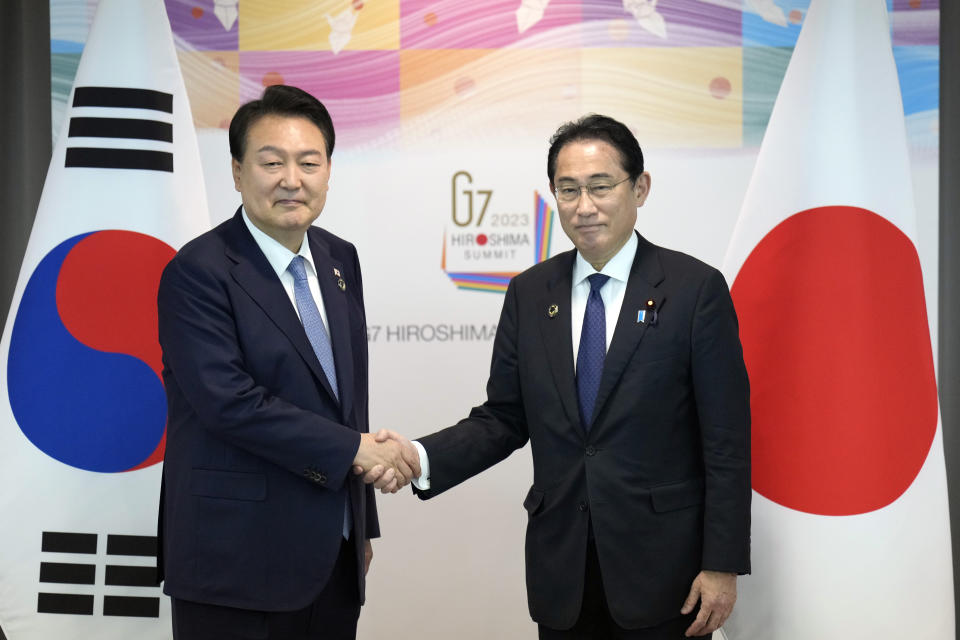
[7,230,175,473]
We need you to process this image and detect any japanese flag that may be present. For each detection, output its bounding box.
[720,1,952,638]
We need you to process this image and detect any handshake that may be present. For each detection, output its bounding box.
[351,429,420,494]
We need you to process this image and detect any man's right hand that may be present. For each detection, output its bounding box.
[352,430,421,493]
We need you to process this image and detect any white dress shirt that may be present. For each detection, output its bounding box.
[570,231,638,366]
[412,232,640,490]
[241,208,330,331]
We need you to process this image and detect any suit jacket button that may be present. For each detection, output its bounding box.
[585,446,596,456]
[578,502,588,512]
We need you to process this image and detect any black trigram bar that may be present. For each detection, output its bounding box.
[41,531,97,554]
[105,565,157,587]
[65,148,173,172]
[69,117,173,142]
[107,534,157,557]
[103,595,160,618]
[39,562,95,585]
[37,593,94,615]
[73,87,173,113]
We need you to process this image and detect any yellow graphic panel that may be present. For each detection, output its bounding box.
[239,0,399,51]
[176,51,240,129]
[581,48,743,148]
[399,48,582,145]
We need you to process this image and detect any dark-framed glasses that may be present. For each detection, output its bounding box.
[554,176,631,203]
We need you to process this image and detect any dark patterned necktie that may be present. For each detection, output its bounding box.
[577,273,610,431]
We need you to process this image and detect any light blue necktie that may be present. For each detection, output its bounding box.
[288,256,339,400]
[288,255,351,538]
[577,273,610,431]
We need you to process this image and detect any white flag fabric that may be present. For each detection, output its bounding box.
[721,1,953,638]
[0,0,208,637]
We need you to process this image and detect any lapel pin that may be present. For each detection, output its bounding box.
[547,304,559,318]
[337,278,346,291]
[333,267,341,277]
[638,299,659,325]
[636,309,659,325]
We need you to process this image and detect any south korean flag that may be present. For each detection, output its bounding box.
[0,1,209,638]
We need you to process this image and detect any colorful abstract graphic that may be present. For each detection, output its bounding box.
[49,1,940,150]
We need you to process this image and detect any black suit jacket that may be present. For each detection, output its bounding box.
[415,232,750,629]
[157,209,377,611]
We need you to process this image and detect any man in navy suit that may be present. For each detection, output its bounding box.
[157,85,417,640]
[371,115,750,638]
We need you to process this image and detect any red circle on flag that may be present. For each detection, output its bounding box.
[731,206,937,515]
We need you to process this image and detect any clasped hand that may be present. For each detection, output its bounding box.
[352,429,419,494]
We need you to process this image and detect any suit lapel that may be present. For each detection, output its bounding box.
[536,251,582,433]
[309,231,354,422]
[223,211,338,406]
[591,234,665,427]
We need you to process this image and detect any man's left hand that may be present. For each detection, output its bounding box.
[363,540,373,576]
[680,570,737,637]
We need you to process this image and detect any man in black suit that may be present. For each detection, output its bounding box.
[157,85,417,640]
[370,114,750,638]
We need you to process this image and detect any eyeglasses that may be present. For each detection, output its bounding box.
[553,176,632,203]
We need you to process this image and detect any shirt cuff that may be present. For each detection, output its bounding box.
[411,440,430,490]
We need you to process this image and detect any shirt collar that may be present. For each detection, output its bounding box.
[572,231,638,286]
[241,206,316,278]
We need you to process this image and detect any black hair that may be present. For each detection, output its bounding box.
[228,85,335,161]
[547,114,644,183]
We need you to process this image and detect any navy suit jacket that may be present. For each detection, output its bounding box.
[415,232,750,629]
[157,209,377,611]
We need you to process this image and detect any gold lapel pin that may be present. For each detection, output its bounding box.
[547,304,559,318]
[333,267,341,277]
[646,298,656,309]
[337,278,346,291]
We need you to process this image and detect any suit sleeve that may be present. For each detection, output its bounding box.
[690,268,751,574]
[414,278,530,499]
[157,254,361,492]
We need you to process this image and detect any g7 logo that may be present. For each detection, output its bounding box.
[451,171,492,227]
